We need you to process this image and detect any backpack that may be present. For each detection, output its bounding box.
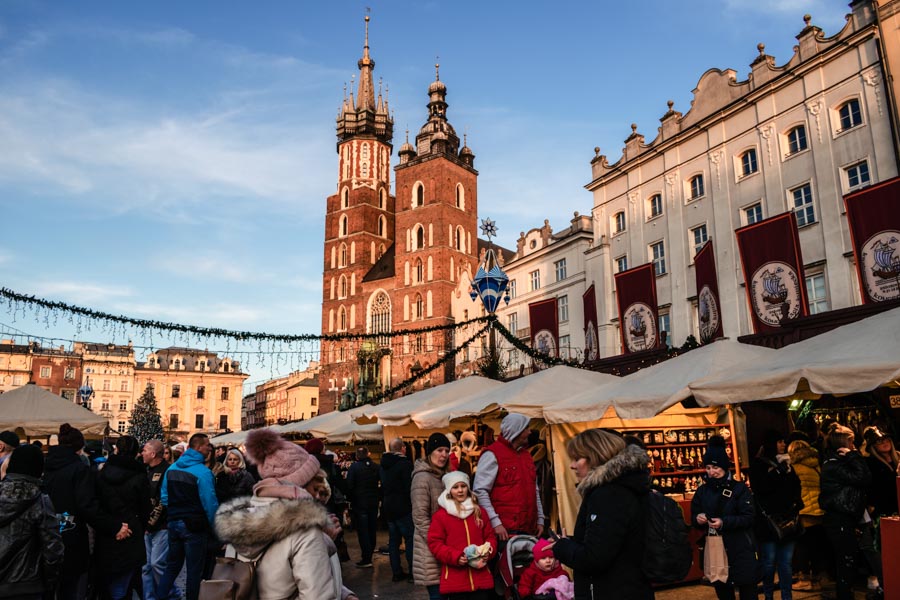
[641,489,693,584]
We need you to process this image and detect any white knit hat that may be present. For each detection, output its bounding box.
[442,470,470,493]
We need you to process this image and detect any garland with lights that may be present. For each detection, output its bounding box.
[492,320,584,368]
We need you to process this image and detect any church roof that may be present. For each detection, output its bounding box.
[362,243,396,282]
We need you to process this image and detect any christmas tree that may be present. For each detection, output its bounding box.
[128,383,165,445]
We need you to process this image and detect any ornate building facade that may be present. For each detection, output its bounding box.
[319,18,479,413]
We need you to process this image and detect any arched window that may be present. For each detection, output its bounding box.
[838,98,862,131]
[341,187,349,209]
[369,291,391,347]
[740,148,758,177]
[689,174,705,200]
[339,307,347,331]
[339,243,348,267]
[786,125,807,155]
[339,215,348,237]
[456,227,464,251]
[339,275,348,298]
[413,183,424,208]
[415,258,423,283]
[415,294,424,320]
[648,194,663,218]
[378,215,387,237]
[456,184,465,210]
[613,211,626,234]
[379,188,387,210]
[361,143,369,160]
[416,226,425,250]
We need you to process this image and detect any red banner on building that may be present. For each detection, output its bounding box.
[614,263,659,354]
[735,211,808,333]
[529,298,559,358]
[693,240,724,343]
[582,284,599,361]
[844,176,900,304]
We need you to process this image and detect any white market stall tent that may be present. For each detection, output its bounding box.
[210,404,379,447]
[690,306,900,406]
[359,376,503,427]
[544,339,777,423]
[0,383,108,437]
[412,366,619,429]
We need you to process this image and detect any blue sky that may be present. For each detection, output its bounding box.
[0,0,848,386]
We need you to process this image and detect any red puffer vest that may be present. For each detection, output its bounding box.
[485,437,538,533]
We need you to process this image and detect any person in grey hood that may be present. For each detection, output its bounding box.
[0,444,65,599]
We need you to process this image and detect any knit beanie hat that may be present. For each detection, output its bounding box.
[442,470,470,494]
[58,423,85,452]
[703,435,730,468]
[500,413,530,442]
[533,538,554,561]
[305,438,325,455]
[7,444,44,478]
[0,431,19,450]
[244,428,320,488]
[426,432,451,455]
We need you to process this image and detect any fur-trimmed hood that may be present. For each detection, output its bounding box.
[789,443,820,469]
[215,495,328,559]
[576,444,650,497]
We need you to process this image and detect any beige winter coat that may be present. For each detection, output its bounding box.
[411,458,446,586]
[215,495,337,600]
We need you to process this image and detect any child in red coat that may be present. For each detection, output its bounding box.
[426,471,497,600]
[517,538,570,599]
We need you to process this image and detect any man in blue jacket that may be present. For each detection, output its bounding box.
[156,433,218,600]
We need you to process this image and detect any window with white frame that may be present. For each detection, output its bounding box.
[650,241,667,276]
[559,335,571,359]
[805,273,829,314]
[740,149,758,177]
[508,313,518,336]
[118,421,126,433]
[40,366,51,378]
[119,399,127,411]
[689,174,705,200]
[616,255,628,273]
[529,270,540,291]
[786,125,808,155]
[658,312,671,348]
[837,98,862,132]
[64,367,75,379]
[508,280,517,299]
[845,160,871,192]
[791,183,816,227]
[554,259,567,282]
[558,295,569,323]
[648,194,663,219]
[341,188,349,209]
[690,224,708,258]
[613,211,626,234]
[744,203,763,225]
[413,183,424,207]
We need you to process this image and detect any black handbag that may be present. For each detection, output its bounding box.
[763,511,803,542]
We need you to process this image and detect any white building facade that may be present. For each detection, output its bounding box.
[585,3,899,356]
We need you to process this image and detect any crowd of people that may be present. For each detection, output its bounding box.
[0,412,896,600]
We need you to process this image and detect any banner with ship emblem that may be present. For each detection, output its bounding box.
[528,298,559,358]
[735,212,808,333]
[614,263,659,354]
[582,284,599,361]
[844,176,900,304]
[693,240,724,343]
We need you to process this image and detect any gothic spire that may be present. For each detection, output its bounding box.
[356,15,376,111]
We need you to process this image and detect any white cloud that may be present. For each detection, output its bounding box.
[30,281,135,304]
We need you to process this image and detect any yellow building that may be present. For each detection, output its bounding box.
[285,362,320,422]
[0,340,33,394]
[76,342,135,434]
[135,347,247,440]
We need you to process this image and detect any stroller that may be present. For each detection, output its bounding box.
[495,534,546,600]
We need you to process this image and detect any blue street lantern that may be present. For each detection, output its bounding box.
[77,382,94,407]
[470,218,510,316]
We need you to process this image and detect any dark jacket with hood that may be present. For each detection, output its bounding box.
[691,473,760,585]
[311,451,347,514]
[865,452,899,517]
[42,445,120,578]
[820,449,871,520]
[95,453,152,573]
[552,444,654,600]
[0,474,65,597]
[215,468,256,504]
[346,456,380,511]
[749,455,802,542]
[379,451,413,521]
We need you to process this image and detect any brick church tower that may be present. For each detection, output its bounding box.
[319,19,478,413]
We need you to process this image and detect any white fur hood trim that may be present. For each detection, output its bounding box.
[215,495,328,559]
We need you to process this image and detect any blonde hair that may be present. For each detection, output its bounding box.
[447,481,483,527]
[567,428,626,469]
[825,423,855,452]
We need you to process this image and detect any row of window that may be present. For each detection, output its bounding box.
[145,357,233,372]
[409,182,466,210]
[161,414,229,431]
[37,366,78,379]
[168,384,230,400]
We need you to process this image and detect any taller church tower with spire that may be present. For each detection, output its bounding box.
[319,20,478,414]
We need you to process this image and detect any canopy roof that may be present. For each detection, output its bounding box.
[544,340,776,423]
[414,366,619,428]
[0,383,108,436]
[210,405,377,446]
[691,306,900,405]
[359,376,503,426]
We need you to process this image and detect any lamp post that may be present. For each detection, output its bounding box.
[469,218,511,372]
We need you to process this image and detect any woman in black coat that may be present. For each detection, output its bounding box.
[42,424,127,600]
[95,435,152,600]
[215,448,256,503]
[819,424,877,600]
[692,436,760,600]
[551,428,653,600]
[749,431,802,600]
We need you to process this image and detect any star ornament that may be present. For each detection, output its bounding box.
[480,218,498,241]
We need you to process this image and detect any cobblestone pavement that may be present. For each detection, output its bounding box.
[337,533,871,600]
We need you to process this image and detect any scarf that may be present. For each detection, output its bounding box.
[437,491,476,520]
